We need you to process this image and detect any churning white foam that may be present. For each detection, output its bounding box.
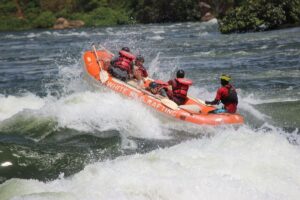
[1,127,299,200]
[43,91,166,139]
[0,90,167,140]
[188,86,269,121]
[0,94,45,121]
[147,35,164,41]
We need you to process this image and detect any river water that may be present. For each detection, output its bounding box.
[0,20,300,200]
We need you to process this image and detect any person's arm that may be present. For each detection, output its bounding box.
[160,88,168,97]
[167,79,175,90]
[110,57,118,65]
[205,88,222,105]
[205,99,220,105]
[142,67,148,77]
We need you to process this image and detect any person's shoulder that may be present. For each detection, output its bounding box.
[218,86,227,93]
[229,84,236,89]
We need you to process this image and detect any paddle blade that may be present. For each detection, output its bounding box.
[197,98,216,107]
[161,99,178,110]
[100,70,109,83]
[179,104,201,114]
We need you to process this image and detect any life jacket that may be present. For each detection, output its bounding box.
[157,82,169,93]
[172,78,193,98]
[114,50,136,73]
[150,80,168,96]
[135,63,148,78]
[221,85,238,105]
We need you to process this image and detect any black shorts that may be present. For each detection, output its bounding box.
[109,66,129,81]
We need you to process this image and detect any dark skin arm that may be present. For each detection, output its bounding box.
[110,57,118,65]
[205,99,220,105]
[160,88,168,97]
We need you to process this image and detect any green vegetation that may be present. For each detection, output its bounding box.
[130,0,201,23]
[0,0,299,33]
[0,0,131,31]
[219,0,300,33]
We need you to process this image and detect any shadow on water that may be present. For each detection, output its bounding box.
[0,113,208,184]
[256,100,300,129]
[0,130,122,184]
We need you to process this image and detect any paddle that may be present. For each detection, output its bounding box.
[161,98,179,110]
[179,104,201,114]
[99,44,115,57]
[188,95,213,106]
[195,98,207,105]
[92,44,109,83]
[137,87,179,110]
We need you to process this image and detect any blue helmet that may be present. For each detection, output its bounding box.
[149,81,158,89]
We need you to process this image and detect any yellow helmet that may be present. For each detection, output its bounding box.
[220,74,231,81]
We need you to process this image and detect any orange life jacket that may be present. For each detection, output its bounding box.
[172,78,193,98]
[114,50,136,73]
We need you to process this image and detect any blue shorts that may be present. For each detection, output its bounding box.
[211,108,227,114]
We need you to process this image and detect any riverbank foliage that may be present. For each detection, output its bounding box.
[0,0,300,33]
[219,0,300,33]
[0,0,131,31]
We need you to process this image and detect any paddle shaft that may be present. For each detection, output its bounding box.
[141,89,178,110]
[92,45,103,70]
[99,44,115,57]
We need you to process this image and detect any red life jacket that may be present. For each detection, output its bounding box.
[155,80,168,86]
[135,63,148,77]
[151,81,168,96]
[114,50,136,73]
[171,78,193,98]
[155,80,169,91]
[220,85,238,105]
[216,84,238,113]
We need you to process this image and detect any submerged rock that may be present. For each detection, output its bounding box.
[53,17,84,30]
[201,12,215,22]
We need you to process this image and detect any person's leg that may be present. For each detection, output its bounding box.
[173,96,186,105]
[167,94,185,105]
[108,67,117,78]
[110,67,128,81]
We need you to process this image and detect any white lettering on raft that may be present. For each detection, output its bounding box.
[106,81,129,95]
[105,81,176,116]
[146,99,176,116]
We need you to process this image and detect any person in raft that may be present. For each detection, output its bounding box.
[148,80,169,97]
[167,69,193,105]
[133,55,148,87]
[205,74,238,113]
[109,47,136,81]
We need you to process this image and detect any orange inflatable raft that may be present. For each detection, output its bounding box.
[83,48,244,126]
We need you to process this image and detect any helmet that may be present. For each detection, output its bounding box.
[136,55,144,63]
[149,81,158,89]
[220,74,231,81]
[176,69,185,78]
[121,47,130,52]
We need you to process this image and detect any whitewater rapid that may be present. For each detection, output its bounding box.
[1,20,300,200]
[1,127,300,200]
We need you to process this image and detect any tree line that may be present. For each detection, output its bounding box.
[219,0,300,33]
[0,0,299,33]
